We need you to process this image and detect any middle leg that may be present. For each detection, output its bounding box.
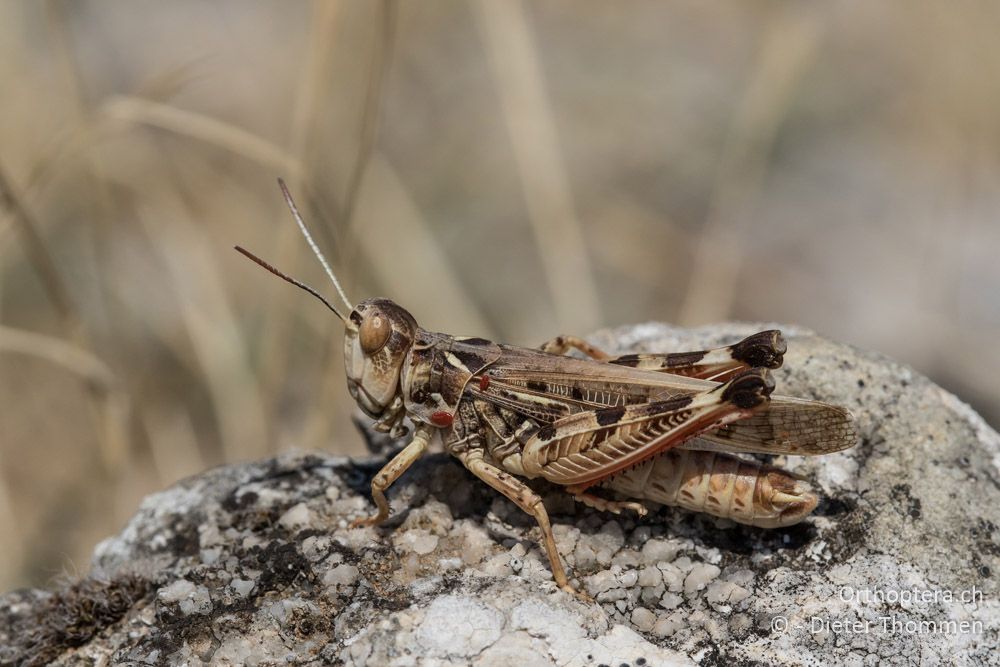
[565,483,648,516]
[538,335,610,360]
[458,450,588,600]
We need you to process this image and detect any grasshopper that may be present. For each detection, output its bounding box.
[237,180,859,598]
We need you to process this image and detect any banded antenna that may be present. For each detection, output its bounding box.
[234,246,347,323]
[277,178,353,312]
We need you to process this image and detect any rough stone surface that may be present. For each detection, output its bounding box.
[1,323,998,666]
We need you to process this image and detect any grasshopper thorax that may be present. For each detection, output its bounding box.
[345,298,418,418]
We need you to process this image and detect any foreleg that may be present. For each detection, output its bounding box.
[350,425,433,528]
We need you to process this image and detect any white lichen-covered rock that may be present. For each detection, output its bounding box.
[1,323,998,666]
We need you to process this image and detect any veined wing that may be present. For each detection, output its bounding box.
[691,395,859,456]
[488,344,717,395]
[462,343,713,426]
[472,341,858,457]
[521,370,775,486]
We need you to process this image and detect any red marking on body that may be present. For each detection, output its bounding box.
[431,411,454,427]
[479,375,491,391]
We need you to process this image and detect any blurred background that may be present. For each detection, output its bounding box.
[1,0,999,590]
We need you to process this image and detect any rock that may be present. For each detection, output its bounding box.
[1,322,998,666]
[683,563,721,596]
[278,502,313,531]
[631,607,657,632]
[415,595,504,657]
[641,537,680,564]
[396,528,439,556]
[157,579,212,616]
[637,566,662,588]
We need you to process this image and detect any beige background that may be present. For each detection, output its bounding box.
[1,1,998,590]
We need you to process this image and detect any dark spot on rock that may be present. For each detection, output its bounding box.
[290,608,329,638]
[164,521,201,559]
[891,484,922,521]
[814,496,856,518]
[979,565,991,578]
[251,542,314,592]
[222,490,259,512]
[969,520,1000,559]
[636,659,647,666]
[857,379,866,388]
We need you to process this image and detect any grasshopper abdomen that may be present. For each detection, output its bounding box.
[601,447,818,528]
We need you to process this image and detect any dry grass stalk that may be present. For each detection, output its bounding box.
[474,0,602,333]
[678,7,822,325]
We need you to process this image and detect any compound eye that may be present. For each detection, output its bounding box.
[359,313,391,355]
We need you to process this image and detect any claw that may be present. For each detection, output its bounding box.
[629,502,649,517]
[561,583,594,603]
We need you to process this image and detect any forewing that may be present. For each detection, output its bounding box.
[521,371,774,486]
[485,344,717,408]
[468,341,857,458]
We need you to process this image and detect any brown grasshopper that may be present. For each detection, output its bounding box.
[237,180,859,598]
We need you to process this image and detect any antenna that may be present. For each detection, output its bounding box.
[277,178,353,312]
[234,245,347,323]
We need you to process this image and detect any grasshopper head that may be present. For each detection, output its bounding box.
[345,298,418,418]
[238,181,420,422]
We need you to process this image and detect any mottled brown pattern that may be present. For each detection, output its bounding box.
[340,301,856,594]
